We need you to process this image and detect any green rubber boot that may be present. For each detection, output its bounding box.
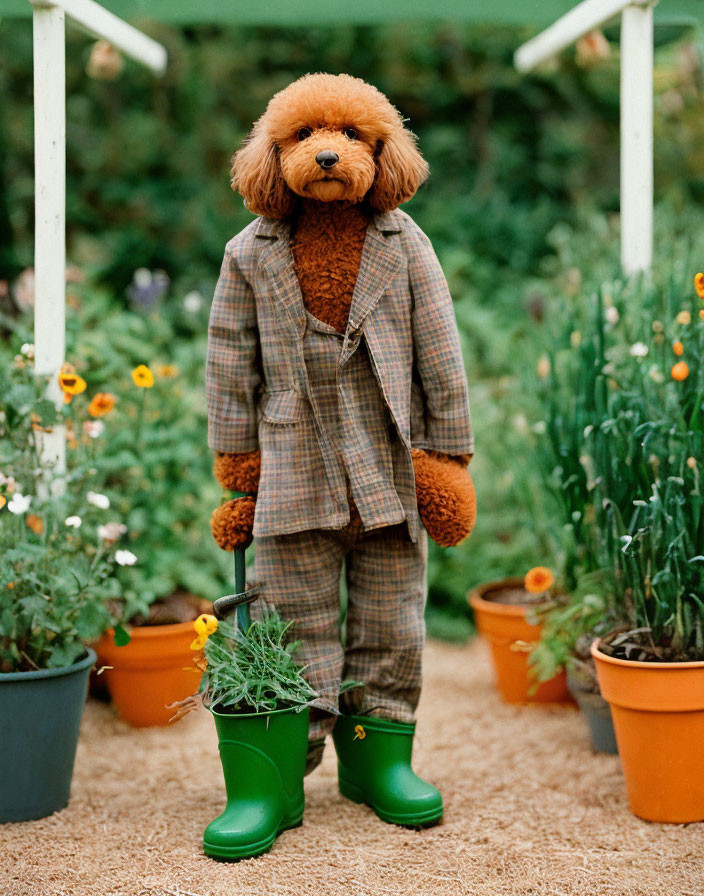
[332,714,443,827]
[204,706,309,860]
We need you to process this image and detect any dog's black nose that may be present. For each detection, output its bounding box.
[315,150,339,169]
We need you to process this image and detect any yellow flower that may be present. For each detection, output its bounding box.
[88,392,115,417]
[0,496,5,510]
[695,273,704,298]
[194,614,218,637]
[58,364,87,397]
[190,614,218,651]
[131,365,154,388]
[677,310,691,326]
[524,566,554,594]
[673,341,684,357]
[671,361,689,381]
[190,633,208,651]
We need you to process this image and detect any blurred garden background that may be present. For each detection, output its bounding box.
[2,11,704,640]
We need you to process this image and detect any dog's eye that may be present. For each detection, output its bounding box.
[297,127,312,141]
[343,127,357,140]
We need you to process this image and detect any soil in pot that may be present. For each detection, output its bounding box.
[94,591,211,727]
[1,649,96,822]
[593,637,704,823]
[468,578,571,704]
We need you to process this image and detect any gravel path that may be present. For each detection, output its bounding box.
[3,639,703,896]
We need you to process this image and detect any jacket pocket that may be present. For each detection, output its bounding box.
[260,390,306,425]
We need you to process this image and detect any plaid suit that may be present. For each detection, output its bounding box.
[206,209,473,542]
[207,208,472,742]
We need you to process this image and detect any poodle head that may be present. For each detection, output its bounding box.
[231,73,429,219]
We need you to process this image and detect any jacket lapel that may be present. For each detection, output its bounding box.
[255,209,404,350]
[255,217,307,338]
[341,211,403,364]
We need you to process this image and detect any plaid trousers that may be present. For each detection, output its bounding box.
[253,522,428,741]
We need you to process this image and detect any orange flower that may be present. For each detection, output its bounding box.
[672,361,689,381]
[88,392,115,417]
[700,310,704,322]
[26,513,43,535]
[524,566,554,594]
[131,365,154,388]
[695,273,704,298]
[0,496,5,510]
[58,364,87,397]
[673,341,684,357]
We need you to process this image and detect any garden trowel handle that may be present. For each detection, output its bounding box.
[212,545,259,629]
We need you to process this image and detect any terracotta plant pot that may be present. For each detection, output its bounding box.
[468,578,571,704]
[592,640,704,823]
[95,623,201,727]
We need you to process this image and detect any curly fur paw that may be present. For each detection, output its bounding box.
[210,496,256,551]
[412,449,476,547]
[213,451,261,494]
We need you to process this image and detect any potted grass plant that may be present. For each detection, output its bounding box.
[0,359,120,821]
[173,548,317,860]
[531,262,704,818]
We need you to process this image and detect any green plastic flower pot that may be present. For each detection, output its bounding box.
[0,648,96,822]
[204,704,309,860]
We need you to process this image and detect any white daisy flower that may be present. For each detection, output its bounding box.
[98,522,127,542]
[20,343,35,359]
[183,290,203,313]
[83,420,105,439]
[87,491,110,509]
[8,493,31,514]
[65,516,82,528]
[629,342,649,358]
[115,549,137,567]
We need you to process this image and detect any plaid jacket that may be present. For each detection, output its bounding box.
[206,208,473,539]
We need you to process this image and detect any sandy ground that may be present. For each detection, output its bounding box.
[2,638,703,896]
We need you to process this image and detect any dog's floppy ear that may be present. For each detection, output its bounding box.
[367,126,429,213]
[231,125,296,220]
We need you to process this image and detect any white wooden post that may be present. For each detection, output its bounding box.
[515,0,655,276]
[620,2,653,274]
[33,2,67,478]
[28,0,166,483]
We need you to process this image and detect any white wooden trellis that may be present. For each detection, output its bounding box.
[30,0,166,478]
[515,0,656,275]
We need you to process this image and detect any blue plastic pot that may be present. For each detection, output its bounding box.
[0,648,96,822]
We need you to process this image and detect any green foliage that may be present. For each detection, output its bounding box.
[200,610,317,713]
[0,359,120,672]
[531,211,704,667]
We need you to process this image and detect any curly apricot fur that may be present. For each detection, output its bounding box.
[412,450,476,547]
[210,497,256,551]
[231,73,428,218]
[214,450,261,494]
